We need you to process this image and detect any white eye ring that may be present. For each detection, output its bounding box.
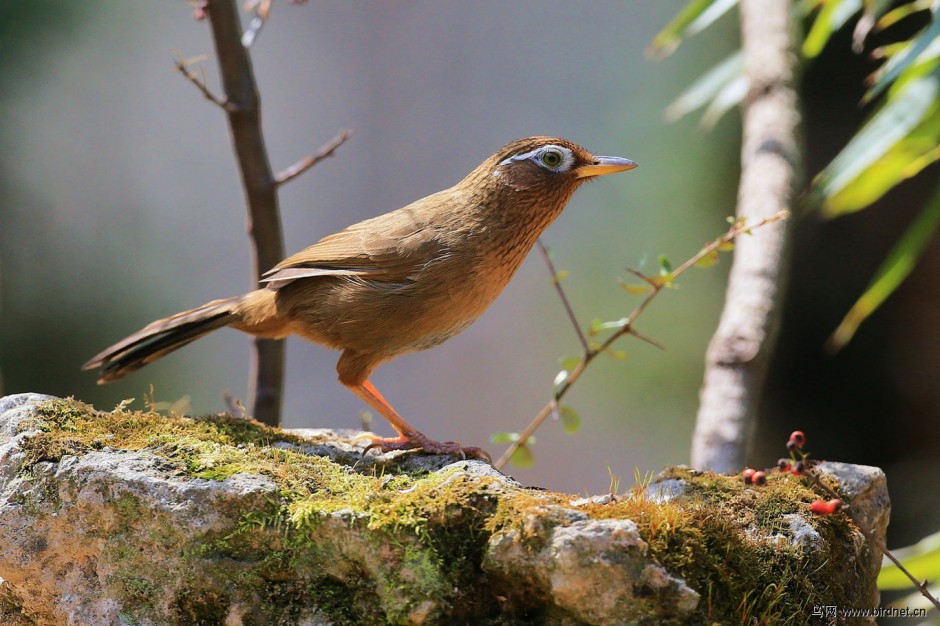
[499,144,575,172]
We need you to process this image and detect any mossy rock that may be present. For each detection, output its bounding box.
[0,394,887,625]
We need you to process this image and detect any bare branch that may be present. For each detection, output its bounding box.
[275,129,353,186]
[173,53,232,111]
[202,0,286,426]
[690,0,802,472]
[537,239,590,353]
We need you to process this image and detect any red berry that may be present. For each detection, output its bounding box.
[741,468,756,484]
[752,471,767,486]
[792,460,805,475]
[777,458,792,472]
[810,498,842,515]
[788,430,806,448]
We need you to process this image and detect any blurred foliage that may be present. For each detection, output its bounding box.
[653,0,940,350]
[879,527,940,612]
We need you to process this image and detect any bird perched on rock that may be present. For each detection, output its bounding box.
[84,137,637,458]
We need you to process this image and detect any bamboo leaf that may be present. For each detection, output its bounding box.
[865,9,940,102]
[803,0,862,58]
[665,51,743,122]
[699,74,748,131]
[812,69,940,217]
[827,182,940,351]
[648,0,738,59]
[823,107,940,213]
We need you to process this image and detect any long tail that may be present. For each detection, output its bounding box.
[84,295,248,383]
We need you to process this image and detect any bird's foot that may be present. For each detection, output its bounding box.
[358,433,491,462]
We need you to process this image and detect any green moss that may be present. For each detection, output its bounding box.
[16,398,874,625]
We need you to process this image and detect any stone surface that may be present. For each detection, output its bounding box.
[0,394,891,625]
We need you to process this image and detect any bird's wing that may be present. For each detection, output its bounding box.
[261,208,445,288]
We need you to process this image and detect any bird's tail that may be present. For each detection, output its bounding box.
[84,294,250,383]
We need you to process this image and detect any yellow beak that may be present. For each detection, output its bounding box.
[575,155,638,179]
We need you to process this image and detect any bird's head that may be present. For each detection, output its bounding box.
[455,137,636,218]
[492,137,636,186]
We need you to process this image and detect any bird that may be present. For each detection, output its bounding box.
[84,136,637,458]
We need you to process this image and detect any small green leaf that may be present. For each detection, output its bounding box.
[553,269,570,282]
[605,349,628,360]
[490,432,518,444]
[510,444,535,468]
[559,355,582,371]
[648,0,738,59]
[597,318,629,332]
[695,250,720,268]
[828,181,940,351]
[658,255,673,275]
[559,404,581,434]
[589,319,604,336]
[718,240,735,251]
[618,277,651,295]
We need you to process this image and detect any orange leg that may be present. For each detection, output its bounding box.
[344,379,489,461]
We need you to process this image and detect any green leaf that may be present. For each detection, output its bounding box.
[878,528,940,590]
[559,355,582,371]
[510,444,535,468]
[695,250,720,268]
[827,181,940,351]
[618,277,651,295]
[648,0,738,59]
[802,0,862,58]
[699,74,748,131]
[665,51,743,122]
[658,255,674,275]
[490,431,518,444]
[865,10,940,102]
[823,107,940,213]
[812,69,940,217]
[559,404,581,434]
[593,318,629,333]
[553,269,570,282]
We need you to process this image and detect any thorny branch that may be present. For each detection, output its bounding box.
[494,210,790,470]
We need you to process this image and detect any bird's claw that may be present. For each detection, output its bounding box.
[358,434,491,462]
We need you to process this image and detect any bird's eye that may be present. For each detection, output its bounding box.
[540,149,564,169]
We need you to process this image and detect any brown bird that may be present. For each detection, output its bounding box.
[84,137,636,458]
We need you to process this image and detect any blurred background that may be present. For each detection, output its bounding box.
[1,0,937,561]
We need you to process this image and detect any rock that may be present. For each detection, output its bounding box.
[0,394,890,625]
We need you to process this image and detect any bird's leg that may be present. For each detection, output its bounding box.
[344,379,489,460]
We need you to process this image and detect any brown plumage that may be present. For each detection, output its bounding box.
[84,137,636,458]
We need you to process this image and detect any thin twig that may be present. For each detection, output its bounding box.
[173,53,233,111]
[275,129,354,186]
[537,239,590,353]
[876,539,940,612]
[494,211,789,470]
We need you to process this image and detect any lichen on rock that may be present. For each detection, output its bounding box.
[0,394,889,625]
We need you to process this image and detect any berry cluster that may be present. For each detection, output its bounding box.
[739,430,845,516]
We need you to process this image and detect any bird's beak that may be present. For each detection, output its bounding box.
[575,155,638,179]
